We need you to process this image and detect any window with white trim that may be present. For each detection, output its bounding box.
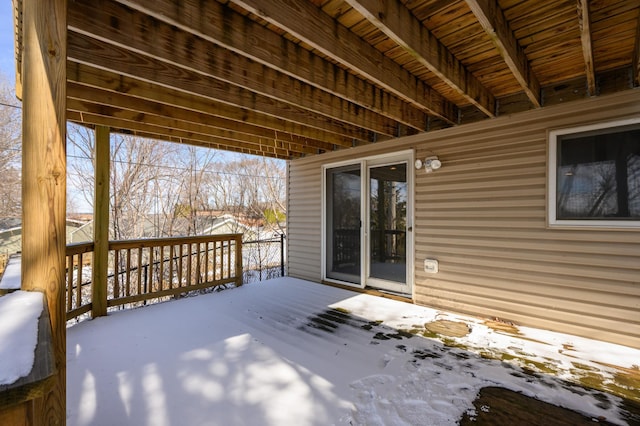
[548,118,640,228]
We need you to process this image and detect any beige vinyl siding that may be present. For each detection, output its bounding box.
[288,89,640,348]
[287,157,324,281]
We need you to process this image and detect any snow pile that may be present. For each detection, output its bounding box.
[66,278,638,425]
[0,255,21,290]
[0,290,43,385]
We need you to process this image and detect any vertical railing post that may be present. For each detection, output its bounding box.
[92,125,110,318]
[235,235,243,287]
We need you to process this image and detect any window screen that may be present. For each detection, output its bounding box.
[556,124,640,220]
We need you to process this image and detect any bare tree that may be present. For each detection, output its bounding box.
[66,126,286,241]
[67,127,179,239]
[208,157,286,232]
[0,74,22,220]
[171,145,218,235]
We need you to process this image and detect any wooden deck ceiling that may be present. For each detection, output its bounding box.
[13,0,640,159]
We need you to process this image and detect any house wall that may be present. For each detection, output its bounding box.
[287,89,640,348]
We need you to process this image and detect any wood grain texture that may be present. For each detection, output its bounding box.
[345,0,496,116]
[230,0,458,123]
[20,0,67,422]
[465,0,541,107]
[12,0,638,158]
[91,126,110,318]
[577,0,596,95]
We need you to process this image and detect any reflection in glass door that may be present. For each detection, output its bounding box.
[325,164,361,284]
[368,163,407,287]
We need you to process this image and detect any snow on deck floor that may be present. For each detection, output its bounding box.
[66,277,639,426]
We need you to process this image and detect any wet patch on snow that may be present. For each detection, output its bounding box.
[299,302,637,425]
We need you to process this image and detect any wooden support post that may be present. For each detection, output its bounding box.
[20,0,67,423]
[92,125,110,317]
[235,235,243,287]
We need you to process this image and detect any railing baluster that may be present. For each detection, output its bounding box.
[126,248,131,297]
[114,249,120,300]
[67,254,73,312]
[159,246,164,291]
[137,247,143,296]
[227,240,232,279]
[76,253,83,309]
[196,242,202,284]
[148,245,154,292]
[169,244,175,289]
[204,241,209,282]
[178,244,184,287]
[213,241,218,280]
[187,243,192,286]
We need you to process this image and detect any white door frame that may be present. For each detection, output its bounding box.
[321,150,414,296]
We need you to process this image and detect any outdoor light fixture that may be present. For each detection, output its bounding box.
[415,156,442,173]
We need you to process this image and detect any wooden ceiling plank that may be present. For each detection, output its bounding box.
[465,0,542,108]
[66,83,329,155]
[111,0,430,131]
[67,32,372,145]
[576,0,597,95]
[66,62,353,149]
[344,0,496,117]
[67,0,403,138]
[226,0,458,123]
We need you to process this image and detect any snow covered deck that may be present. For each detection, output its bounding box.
[66,277,640,425]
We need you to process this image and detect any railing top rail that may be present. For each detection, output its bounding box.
[109,233,243,250]
[65,242,95,256]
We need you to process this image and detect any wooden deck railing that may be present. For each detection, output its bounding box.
[65,234,243,321]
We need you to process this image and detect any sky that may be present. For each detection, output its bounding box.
[0,1,16,85]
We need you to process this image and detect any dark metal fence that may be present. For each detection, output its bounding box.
[242,234,286,283]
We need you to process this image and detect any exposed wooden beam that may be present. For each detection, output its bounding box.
[65,84,333,154]
[66,62,355,149]
[345,0,496,117]
[139,134,296,159]
[20,0,66,422]
[227,0,458,124]
[67,33,374,144]
[68,0,406,138]
[69,122,295,160]
[112,0,435,129]
[65,93,327,156]
[465,0,541,108]
[67,110,303,159]
[576,0,596,96]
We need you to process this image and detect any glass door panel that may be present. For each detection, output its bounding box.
[368,163,407,285]
[325,164,361,284]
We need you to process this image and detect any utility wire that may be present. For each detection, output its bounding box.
[0,149,285,180]
[0,101,21,110]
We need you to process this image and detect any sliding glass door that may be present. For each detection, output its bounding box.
[324,153,412,294]
[368,162,407,287]
[325,164,362,284]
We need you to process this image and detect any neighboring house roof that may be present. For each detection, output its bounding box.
[202,214,255,236]
[0,220,91,254]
